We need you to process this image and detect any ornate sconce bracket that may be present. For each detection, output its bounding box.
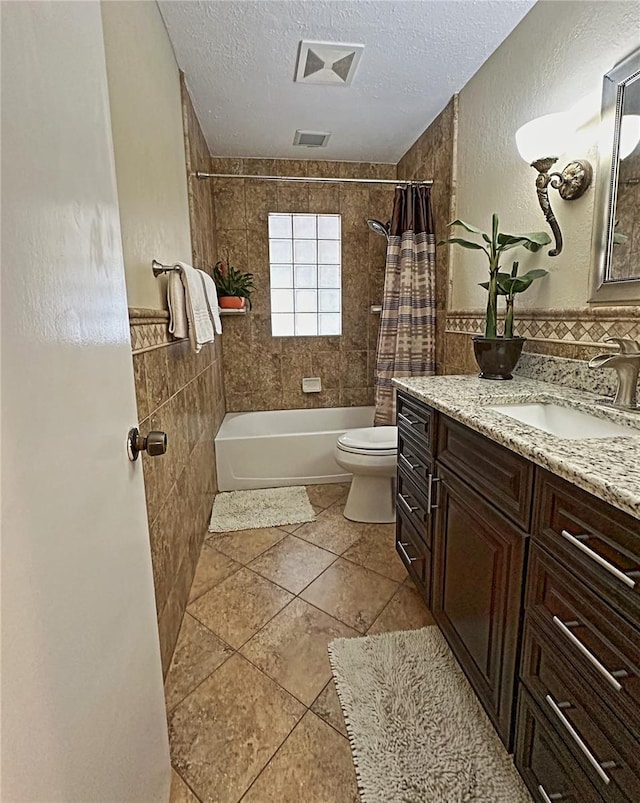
[530,158,592,257]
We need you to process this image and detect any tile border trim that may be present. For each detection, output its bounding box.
[129,307,180,354]
[446,308,640,347]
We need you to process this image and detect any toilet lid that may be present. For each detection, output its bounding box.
[337,426,397,456]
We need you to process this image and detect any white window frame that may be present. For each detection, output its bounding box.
[268,213,342,337]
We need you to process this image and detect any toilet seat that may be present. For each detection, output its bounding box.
[336,426,397,456]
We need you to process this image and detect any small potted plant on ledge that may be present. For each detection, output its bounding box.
[439,214,549,379]
[213,257,254,310]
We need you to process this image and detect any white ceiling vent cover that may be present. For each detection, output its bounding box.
[295,41,364,86]
[293,130,331,148]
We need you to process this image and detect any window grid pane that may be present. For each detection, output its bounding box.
[268,213,342,337]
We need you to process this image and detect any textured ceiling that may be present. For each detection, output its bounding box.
[158,0,536,163]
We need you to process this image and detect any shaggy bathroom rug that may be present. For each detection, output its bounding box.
[329,626,532,803]
[208,486,316,532]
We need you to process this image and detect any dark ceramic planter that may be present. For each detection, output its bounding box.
[472,336,526,380]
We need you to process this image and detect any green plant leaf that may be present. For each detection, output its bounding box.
[499,269,548,295]
[438,237,487,251]
[519,268,548,280]
[448,219,485,235]
[479,279,508,295]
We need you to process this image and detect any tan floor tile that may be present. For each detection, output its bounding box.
[248,535,336,594]
[170,769,199,803]
[188,544,240,604]
[241,711,359,803]
[305,482,351,513]
[188,568,293,649]
[164,614,234,711]
[341,524,408,583]
[207,527,286,564]
[300,558,398,633]
[310,679,347,737]
[169,654,304,803]
[367,584,436,636]
[294,502,368,555]
[240,598,357,705]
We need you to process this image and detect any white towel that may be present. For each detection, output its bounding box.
[176,262,214,353]
[167,271,188,340]
[197,270,223,335]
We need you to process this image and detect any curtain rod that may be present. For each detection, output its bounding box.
[193,171,432,186]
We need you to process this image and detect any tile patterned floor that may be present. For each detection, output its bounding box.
[166,484,435,802]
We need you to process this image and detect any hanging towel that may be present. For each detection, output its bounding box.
[176,261,214,353]
[197,270,223,335]
[167,271,188,340]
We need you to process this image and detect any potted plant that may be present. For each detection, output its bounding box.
[213,257,254,310]
[439,214,550,379]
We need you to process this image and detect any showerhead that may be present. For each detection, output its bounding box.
[367,218,390,240]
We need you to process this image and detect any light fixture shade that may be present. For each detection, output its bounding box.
[619,114,640,160]
[515,112,571,163]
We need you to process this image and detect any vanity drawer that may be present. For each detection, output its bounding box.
[520,617,640,802]
[437,415,534,530]
[515,687,602,803]
[533,470,640,623]
[396,392,435,456]
[398,429,431,488]
[526,543,640,737]
[396,508,431,600]
[397,469,432,548]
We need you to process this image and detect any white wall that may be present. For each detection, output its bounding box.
[450,0,640,312]
[101,0,192,310]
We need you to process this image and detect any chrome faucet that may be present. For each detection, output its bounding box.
[589,337,640,410]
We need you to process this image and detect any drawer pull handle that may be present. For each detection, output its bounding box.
[537,785,563,803]
[398,494,418,515]
[427,474,440,511]
[552,616,624,692]
[398,412,420,428]
[398,541,417,564]
[399,453,420,472]
[545,694,613,784]
[560,530,636,589]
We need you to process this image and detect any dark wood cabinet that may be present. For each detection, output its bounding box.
[437,415,534,530]
[431,464,527,748]
[395,389,640,799]
[515,688,602,803]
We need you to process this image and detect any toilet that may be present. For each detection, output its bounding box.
[334,426,398,523]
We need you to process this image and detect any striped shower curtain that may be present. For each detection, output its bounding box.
[374,185,436,425]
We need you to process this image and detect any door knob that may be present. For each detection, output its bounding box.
[127,427,168,462]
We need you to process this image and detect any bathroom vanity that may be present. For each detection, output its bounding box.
[393,376,640,803]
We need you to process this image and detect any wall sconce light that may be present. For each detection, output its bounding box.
[516,112,592,257]
[620,114,640,160]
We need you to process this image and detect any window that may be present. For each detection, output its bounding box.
[268,213,342,337]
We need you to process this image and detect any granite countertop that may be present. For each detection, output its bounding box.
[392,374,640,521]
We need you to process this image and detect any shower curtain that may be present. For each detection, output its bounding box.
[374,184,436,425]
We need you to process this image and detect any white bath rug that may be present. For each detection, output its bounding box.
[329,626,532,803]
[208,486,316,532]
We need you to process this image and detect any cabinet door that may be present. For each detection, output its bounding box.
[432,465,528,748]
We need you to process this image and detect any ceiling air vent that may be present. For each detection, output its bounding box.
[293,130,331,148]
[295,41,364,86]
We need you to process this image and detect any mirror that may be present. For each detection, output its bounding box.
[590,46,640,303]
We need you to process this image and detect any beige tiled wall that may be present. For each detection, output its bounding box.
[397,97,458,375]
[132,329,224,674]
[209,158,397,411]
[128,81,226,675]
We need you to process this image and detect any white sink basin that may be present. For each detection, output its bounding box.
[489,403,639,439]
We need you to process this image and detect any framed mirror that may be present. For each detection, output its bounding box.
[589,46,640,303]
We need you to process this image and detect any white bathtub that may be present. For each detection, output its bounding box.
[215,406,375,491]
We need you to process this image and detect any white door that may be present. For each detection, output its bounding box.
[1,2,171,801]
